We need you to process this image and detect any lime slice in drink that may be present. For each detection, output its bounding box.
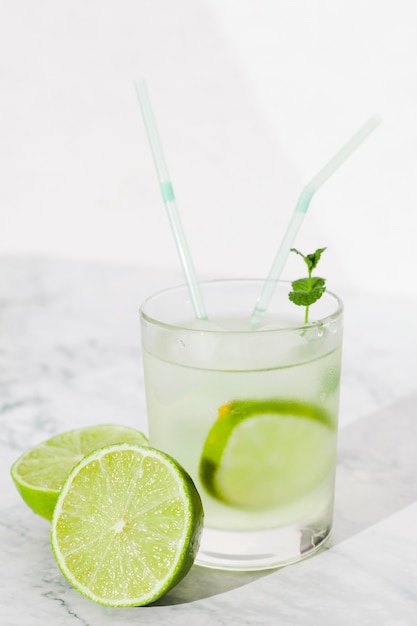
[50,443,204,607]
[199,399,336,510]
[10,424,149,520]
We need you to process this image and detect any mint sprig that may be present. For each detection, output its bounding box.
[289,247,327,324]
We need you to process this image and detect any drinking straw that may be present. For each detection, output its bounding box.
[134,80,207,320]
[250,114,381,328]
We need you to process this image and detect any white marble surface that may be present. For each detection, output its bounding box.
[1,256,417,625]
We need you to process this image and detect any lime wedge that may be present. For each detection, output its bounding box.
[10,424,149,520]
[50,443,204,607]
[199,399,336,510]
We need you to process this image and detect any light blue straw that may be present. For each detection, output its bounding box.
[250,114,382,328]
[134,79,207,320]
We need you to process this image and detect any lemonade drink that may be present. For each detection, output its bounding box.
[140,280,343,570]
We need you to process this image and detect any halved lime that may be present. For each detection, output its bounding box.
[199,399,336,510]
[50,443,204,607]
[10,424,149,520]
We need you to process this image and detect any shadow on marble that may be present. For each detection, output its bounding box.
[151,565,271,606]
[331,391,417,546]
[154,392,417,606]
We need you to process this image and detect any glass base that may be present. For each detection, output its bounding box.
[195,524,332,571]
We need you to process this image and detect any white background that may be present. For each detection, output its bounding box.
[1,0,416,296]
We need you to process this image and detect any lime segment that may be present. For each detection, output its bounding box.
[50,443,204,607]
[10,424,149,520]
[199,399,336,510]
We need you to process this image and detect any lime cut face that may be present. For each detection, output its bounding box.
[10,424,149,520]
[50,443,204,607]
[199,399,336,510]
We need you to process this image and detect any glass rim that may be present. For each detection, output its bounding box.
[139,278,343,335]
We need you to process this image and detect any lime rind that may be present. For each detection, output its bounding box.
[9,480,58,521]
[51,443,203,607]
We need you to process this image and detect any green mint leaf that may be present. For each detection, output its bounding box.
[289,248,328,323]
[290,277,311,292]
[288,290,310,306]
[306,248,327,271]
[290,248,307,264]
[291,247,327,273]
[289,277,326,306]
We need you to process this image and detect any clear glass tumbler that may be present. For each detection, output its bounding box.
[140,279,343,571]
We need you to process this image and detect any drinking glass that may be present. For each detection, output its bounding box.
[140,279,343,570]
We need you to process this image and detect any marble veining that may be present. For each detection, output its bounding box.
[1,256,417,625]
